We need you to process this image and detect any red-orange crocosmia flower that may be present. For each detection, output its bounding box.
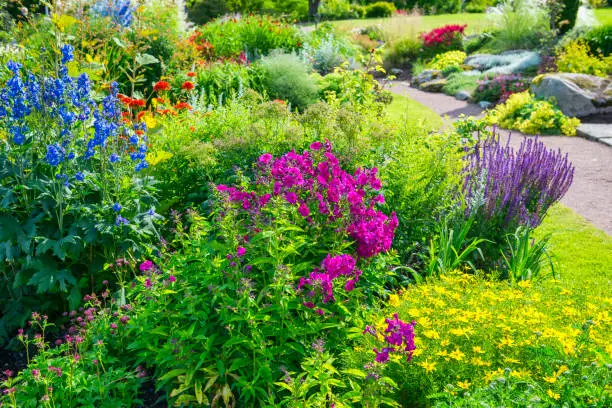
[181,81,195,91]
[153,81,171,92]
[174,102,192,110]
[186,71,196,77]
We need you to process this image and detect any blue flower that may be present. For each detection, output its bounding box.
[10,126,26,145]
[109,153,120,163]
[135,160,148,172]
[115,215,129,226]
[67,151,75,160]
[147,208,155,216]
[75,172,85,181]
[45,144,65,166]
[112,202,122,212]
[55,173,69,187]
[129,134,139,145]
[60,44,74,64]
[6,61,22,74]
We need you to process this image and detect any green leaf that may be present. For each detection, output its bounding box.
[135,53,159,66]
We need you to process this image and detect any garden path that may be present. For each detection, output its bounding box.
[390,81,612,236]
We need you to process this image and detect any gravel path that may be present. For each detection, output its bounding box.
[391,81,612,235]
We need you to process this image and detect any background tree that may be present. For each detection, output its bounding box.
[557,0,580,34]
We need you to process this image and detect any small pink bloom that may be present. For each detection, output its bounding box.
[237,246,247,257]
[139,260,153,271]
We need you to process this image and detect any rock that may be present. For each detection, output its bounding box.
[390,68,403,75]
[418,78,448,93]
[412,70,443,87]
[479,101,493,109]
[456,90,471,101]
[576,124,612,146]
[532,73,612,118]
[462,70,483,77]
[464,50,540,75]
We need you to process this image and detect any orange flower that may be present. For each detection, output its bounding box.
[153,81,171,92]
[186,71,196,77]
[136,111,146,121]
[129,99,146,108]
[174,102,192,110]
[181,81,195,91]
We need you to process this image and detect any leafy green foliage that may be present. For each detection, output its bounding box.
[260,52,320,110]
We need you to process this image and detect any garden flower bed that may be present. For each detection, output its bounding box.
[0,1,610,407]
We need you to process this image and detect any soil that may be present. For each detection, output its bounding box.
[390,81,612,236]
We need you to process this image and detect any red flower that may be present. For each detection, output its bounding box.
[186,71,196,77]
[129,99,146,108]
[153,81,171,92]
[181,81,195,91]
[174,102,192,110]
[136,111,146,121]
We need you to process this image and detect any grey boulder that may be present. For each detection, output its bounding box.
[412,70,443,87]
[532,73,612,118]
[456,90,471,101]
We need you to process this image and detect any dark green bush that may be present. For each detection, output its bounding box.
[558,0,580,35]
[463,0,497,13]
[464,31,496,54]
[365,1,396,18]
[186,0,228,25]
[584,25,612,56]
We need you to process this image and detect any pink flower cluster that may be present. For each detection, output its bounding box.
[421,24,466,47]
[217,141,398,309]
[364,313,416,363]
[298,254,362,305]
[217,141,398,259]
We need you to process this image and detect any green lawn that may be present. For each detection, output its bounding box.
[386,93,444,130]
[535,204,612,296]
[595,7,612,25]
[330,13,495,41]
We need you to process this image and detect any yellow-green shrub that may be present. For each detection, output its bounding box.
[349,273,611,406]
[427,50,467,71]
[556,40,612,77]
[486,91,580,136]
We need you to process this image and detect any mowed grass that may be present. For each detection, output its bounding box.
[595,7,612,25]
[535,204,612,296]
[386,93,444,130]
[329,13,495,40]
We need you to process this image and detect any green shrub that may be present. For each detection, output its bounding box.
[185,0,228,25]
[380,127,464,262]
[558,0,580,35]
[350,4,367,18]
[463,0,497,13]
[583,24,612,56]
[556,40,612,77]
[463,31,496,54]
[365,1,396,18]
[260,52,319,110]
[320,0,355,20]
[442,72,480,96]
[383,38,422,68]
[192,15,302,60]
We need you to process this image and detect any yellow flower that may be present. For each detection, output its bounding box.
[547,389,560,400]
[449,348,465,362]
[543,375,557,384]
[449,327,473,337]
[457,380,471,390]
[472,346,485,354]
[517,280,532,289]
[388,294,400,308]
[498,337,515,348]
[441,339,450,347]
[423,329,440,339]
[503,357,521,365]
[470,357,491,367]
[418,360,437,373]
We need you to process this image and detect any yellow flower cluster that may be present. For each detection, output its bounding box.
[556,40,612,78]
[362,273,611,401]
[486,91,581,136]
[427,51,467,71]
